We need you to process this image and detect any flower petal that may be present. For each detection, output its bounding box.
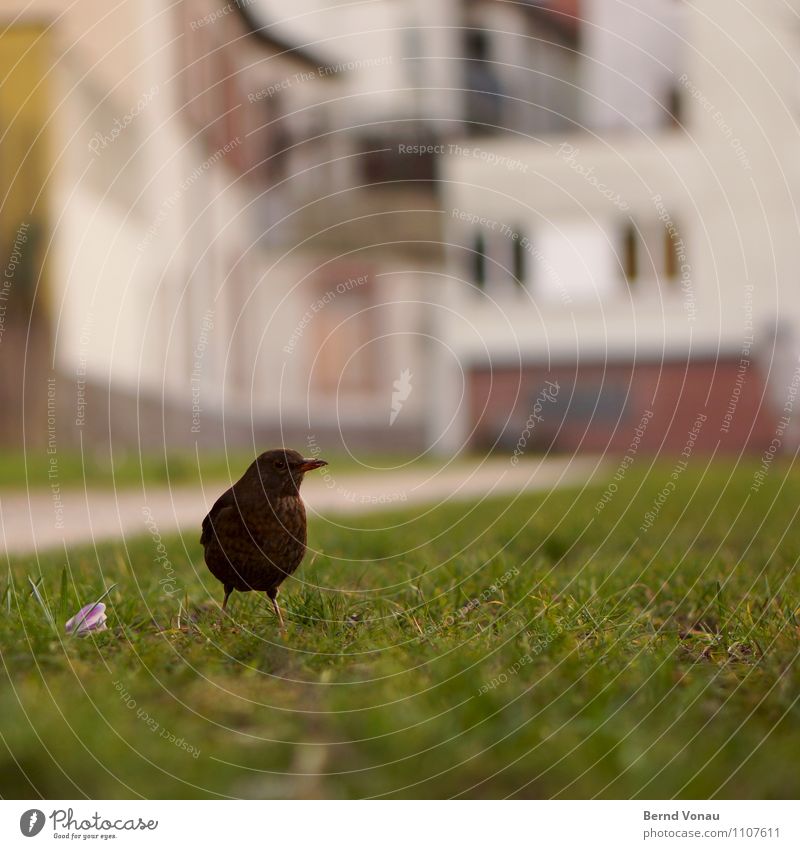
[66,602,107,635]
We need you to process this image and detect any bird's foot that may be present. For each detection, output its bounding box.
[268,593,286,631]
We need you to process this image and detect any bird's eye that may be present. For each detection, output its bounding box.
[273,459,286,470]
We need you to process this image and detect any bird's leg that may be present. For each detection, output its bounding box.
[222,586,233,611]
[268,590,285,630]
[214,587,233,630]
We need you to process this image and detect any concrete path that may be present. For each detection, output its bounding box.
[0,456,605,555]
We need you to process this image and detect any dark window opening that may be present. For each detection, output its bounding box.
[623,222,639,284]
[666,85,684,129]
[664,222,679,279]
[463,29,504,133]
[473,232,487,290]
[261,94,291,183]
[359,134,438,186]
[512,232,526,286]
[465,30,490,62]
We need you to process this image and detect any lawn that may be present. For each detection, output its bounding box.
[1,460,798,799]
[0,449,253,490]
[0,449,430,490]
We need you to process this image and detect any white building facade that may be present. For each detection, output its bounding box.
[432,0,800,456]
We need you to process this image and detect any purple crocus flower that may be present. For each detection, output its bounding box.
[65,602,107,636]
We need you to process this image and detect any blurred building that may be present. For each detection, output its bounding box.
[248,0,587,451]
[1,0,797,458]
[0,20,52,447]
[0,0,313,449]
[433,0,800,455]
[0,0,434,452]
[0,0,591,454]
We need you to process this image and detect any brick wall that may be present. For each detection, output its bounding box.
[468,357,779,455]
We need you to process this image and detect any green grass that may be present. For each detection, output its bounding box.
[1,461,798,799]
[0,450,429,490]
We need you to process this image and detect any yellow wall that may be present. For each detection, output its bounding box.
[0,25,49,310]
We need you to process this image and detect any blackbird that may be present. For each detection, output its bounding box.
[200,448,328,627]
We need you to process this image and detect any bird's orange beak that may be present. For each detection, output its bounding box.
[298,458,328,473]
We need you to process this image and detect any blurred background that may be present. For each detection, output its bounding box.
[1,0,799,468]
[4,3,800,804]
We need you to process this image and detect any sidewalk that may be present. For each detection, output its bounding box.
[0,456,605,555]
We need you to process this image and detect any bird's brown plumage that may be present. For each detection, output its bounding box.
[200,448,327,623]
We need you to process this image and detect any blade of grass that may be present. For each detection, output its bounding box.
[27,575,55,628]
[1,573,10,612]
[58,565,68,623]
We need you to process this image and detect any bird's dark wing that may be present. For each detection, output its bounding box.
[200,487,237,546]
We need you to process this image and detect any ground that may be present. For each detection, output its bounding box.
[1,461,798,799]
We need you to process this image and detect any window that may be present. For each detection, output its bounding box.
[621,218,684,290]
[664,222,679,280]
[622,222,639,284]
[666,85,684,129]
[512,230,526,287]
[313,273,375,394]
[359,133,437,185]
[473,232,487,289]
[463,30,504,133]
[403,26,423,89]
[262,93,290,183]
